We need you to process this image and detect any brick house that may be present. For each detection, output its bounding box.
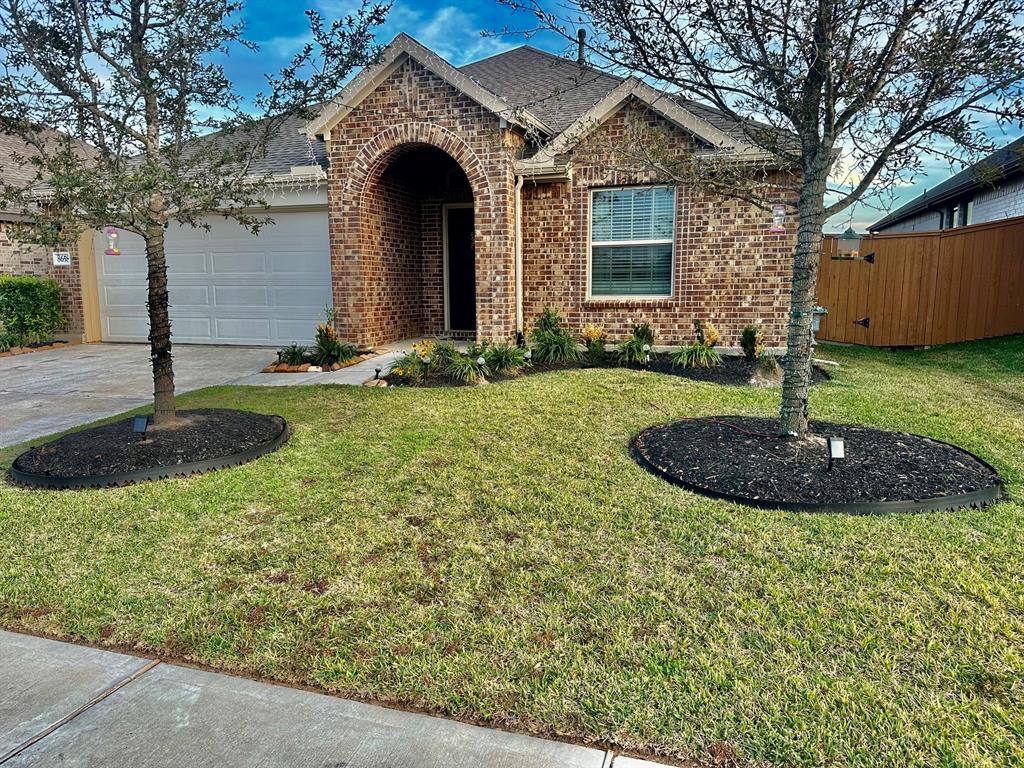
[3,33,798,349]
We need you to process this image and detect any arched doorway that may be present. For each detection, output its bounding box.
[356,143,476,345]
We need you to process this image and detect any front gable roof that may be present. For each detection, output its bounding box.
[307,34,552,140]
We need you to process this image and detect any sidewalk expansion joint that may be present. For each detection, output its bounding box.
[0,658,161,764]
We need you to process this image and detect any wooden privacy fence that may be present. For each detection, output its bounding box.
[817,215,1024,346]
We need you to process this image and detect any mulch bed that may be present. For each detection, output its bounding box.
[643,354,831,386]
[386,354,830,388]
[633,416,1003,513]
[262,352,376,374]
[0,340,78,359]
[10,409,289,489]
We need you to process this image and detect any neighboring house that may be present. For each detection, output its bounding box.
[25,33,799,348]
[870,136,1024,234]
[0,130,91,338]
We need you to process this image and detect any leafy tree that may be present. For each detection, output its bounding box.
[505,0,1024,436]
[0,0,387,423]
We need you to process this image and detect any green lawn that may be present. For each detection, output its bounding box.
[2,338,1023,767]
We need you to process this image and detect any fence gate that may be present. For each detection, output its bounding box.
[816,216,1024,346]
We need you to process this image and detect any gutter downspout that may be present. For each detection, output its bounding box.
[514,174,524,335]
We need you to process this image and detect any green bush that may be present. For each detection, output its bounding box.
[757,353,781,377]
[0,332,15,352]
[0,275,64,345]
[740,324,765,362]
[529,308,580,365]
[445,349,490,383]
[312,322,356,367]
[673,343,722,368]
[484,342,527,375]
[278,343,308,366]
[618,322,655,366]
[673,318,723,368]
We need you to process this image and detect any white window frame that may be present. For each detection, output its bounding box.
[587,185,676,300]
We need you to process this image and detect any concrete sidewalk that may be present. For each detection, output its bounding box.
[0,630,665,768]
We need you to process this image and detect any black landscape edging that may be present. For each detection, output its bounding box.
[631,421,1005,515]
[9,416,291,491]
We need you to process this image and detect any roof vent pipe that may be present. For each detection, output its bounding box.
[577,29,586,65]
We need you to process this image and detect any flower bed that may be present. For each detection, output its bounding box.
[0,339,78,358]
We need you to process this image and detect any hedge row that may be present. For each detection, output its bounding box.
[0,274,64,347]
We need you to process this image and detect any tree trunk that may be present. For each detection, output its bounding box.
[778,183,827,438]
[144,225,176,423]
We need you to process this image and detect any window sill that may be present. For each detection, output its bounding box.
[584,297,675,308]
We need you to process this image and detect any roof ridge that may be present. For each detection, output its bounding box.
[462,43,624,84]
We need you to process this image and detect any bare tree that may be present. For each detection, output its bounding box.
[0,0,387,423]
[503,0,1024,437]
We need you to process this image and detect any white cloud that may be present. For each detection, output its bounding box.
[257,2,517,66]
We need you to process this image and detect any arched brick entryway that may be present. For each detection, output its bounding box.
[329,122,512,346]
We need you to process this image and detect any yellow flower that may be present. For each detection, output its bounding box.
[581,323,607,343]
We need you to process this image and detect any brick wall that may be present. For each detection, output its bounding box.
[325,58,518,346]
[0,222,84,338]
[521,103,798,347]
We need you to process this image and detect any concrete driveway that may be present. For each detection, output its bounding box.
[0,343,275,448]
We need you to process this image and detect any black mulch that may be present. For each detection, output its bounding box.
[13,409,286,479]
[643,355,831,386]
[386,355,829,388]
[634,416,1002,511]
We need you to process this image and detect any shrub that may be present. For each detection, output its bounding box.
[0,275,64,345]
[0,332,14,352]
[673,318,722,368]
[757,353,781,377]
[312,322,357,367]
[618,322,655,366]
[581,323,608,362]
[674,343,722,368]
[445,349,489,383]
[740,324,765,362]
[485,342,527,375]
[279,343,308,366]
[389,351,427,382]
[529,308,579,365]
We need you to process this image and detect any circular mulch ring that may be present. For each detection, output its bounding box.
[633,416,1003,514]
[9,408,290,490]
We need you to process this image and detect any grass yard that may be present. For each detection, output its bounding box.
[1,337,1023,767]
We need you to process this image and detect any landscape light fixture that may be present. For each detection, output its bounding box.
[524,349,532,361]
[476,356,486,366]
[131,415,149,438]
[827,436,845,471]
[374,365,382,380]
[642,343,651,365]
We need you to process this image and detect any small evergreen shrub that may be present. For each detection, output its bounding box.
[740,324,765,362]
[312,322,357,367]
[279,343,308,366]
[673,318,722,368]
[529,307,580,365]
[485,342,527,375]
[446,349,490,383]
[618,322,655,366]
[0,275,64,345]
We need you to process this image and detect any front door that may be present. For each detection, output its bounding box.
[445,205,476,332]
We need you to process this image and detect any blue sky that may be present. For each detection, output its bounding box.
[229,0,1021,232]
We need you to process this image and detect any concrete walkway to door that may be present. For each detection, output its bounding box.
[1,343,291,448]
[0,629,667,767]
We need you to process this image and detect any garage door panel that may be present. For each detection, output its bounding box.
[104,285,147,307]
[95,208,331,346]
[101,254,147,275]
[214,285,270,307]
[215,318,272,341]
[273,286,330,307]
[211,251,269,273]
[168,250,209,274]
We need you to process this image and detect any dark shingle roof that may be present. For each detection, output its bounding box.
[870,136,1024,231]
[190,112,327,176]
[460,46,622,134]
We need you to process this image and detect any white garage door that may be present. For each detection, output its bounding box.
[95,210,331,345]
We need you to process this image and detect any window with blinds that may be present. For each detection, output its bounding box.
[590,186,675,297]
